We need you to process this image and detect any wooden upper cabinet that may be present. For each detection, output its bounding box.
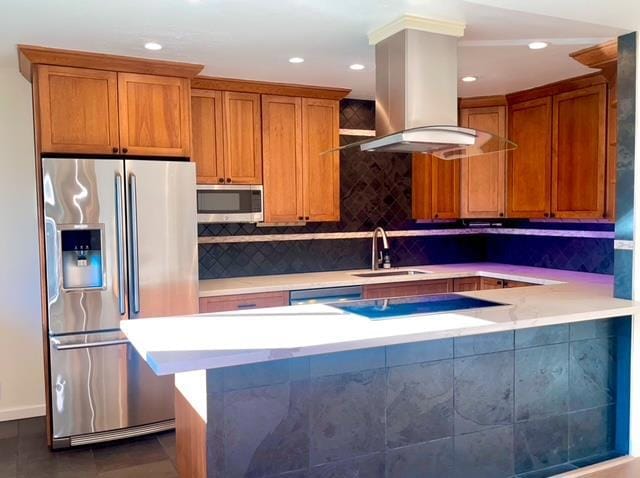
[432,156,460,219]
[552,84,607,218]
[191,90,225,184]
[118,73,191,157]
[412,153,459,220]
[262,95,304,222]
[459,106,506,218]
[36,65,119,154]
[302,98,340,222]
[507,97,552,218]
[223,92,262,184]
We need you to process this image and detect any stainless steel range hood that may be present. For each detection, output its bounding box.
[335,17,516,160]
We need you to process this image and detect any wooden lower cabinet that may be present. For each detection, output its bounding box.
[199,291,289,313]
[452,277,480,292]
[480,277,505,290]
[362,279,451,300]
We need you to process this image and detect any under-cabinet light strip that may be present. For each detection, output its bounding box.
[198,228,615,245]
[339,128,376,136]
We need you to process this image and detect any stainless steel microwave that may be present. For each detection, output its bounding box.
[196,185,264,223]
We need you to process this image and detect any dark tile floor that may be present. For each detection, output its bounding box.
[0,417,177,478]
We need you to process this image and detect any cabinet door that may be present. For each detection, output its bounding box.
[363,279,451,299]
[223,92,262,184]
[412,153,432,219]
[452,277,480,292]
[507,97,552,218]
[432,156,460,219]
[118,73,191,157]
[552,84,606,218]
[480,277,504,289]
[36,65,119,155]
[191,90,225,184]
[302,98,340,222]
[262,95,304,222]
[460,106,506,218]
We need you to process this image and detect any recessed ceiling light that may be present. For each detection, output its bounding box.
[289,57,305,64]
[461,76,477,83]
[144,42,163,51]
[349,63,365,71]
[528,41,549,50]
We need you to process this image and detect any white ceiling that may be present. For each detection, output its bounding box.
[0,0,632,98]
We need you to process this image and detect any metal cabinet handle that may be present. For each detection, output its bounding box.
[237,303,257,309]
[129,173,141,315]
[115,174,126,315]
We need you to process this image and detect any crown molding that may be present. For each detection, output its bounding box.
[368,15,466,45]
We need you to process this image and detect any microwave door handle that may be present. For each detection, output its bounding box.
[128,173,141,315]
[115,174,126,316]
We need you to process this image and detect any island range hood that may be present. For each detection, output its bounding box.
[336,17,516,160]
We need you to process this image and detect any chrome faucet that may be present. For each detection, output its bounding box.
[371,227,391,270]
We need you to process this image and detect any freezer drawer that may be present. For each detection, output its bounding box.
[49,333,174,441]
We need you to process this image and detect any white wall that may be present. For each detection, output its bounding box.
[0,66,45,421]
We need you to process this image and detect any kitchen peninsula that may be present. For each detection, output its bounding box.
[122,264,638,478]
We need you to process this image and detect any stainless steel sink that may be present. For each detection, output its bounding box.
[351,269,432,278]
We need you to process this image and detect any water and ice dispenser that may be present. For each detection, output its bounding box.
[60,227,105,290]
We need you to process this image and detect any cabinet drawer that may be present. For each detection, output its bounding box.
[480,277,505,290]
[452,277,480,292]
[199,291,288,313]
[363,279,451,300]
[503,280,535,288]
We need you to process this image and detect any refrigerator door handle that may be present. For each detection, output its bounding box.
[54,339,130,351]
[115,174,126,316]
[128,173,141,315]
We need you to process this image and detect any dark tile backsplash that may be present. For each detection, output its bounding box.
[198,99,614,280]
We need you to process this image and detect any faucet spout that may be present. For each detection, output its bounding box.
[371,227,391,270]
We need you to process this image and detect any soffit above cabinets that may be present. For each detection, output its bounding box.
[2,0,629,98]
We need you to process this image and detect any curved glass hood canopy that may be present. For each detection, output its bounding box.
[328,125,517,160]
[326,17,517,160]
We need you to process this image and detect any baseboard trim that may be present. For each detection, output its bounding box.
[0,404,46,422]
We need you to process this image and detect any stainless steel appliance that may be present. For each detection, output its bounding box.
[42,158,198,448]
[197,184,263,223]
[289,286,363,305]
[197,184,264,224]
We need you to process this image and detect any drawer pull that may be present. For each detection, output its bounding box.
[237,303,257,309]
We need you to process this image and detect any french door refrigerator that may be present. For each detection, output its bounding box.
[42,158,198,448]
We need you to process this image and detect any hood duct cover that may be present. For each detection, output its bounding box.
[329,17,516,160]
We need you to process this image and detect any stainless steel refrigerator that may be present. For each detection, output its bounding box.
[42,158,198,448]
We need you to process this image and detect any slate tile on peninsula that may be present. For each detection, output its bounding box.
[309,348,385,378]
[454,351,514,435]
[454,331,514,357]
[386,437,454,478]
[223,381,310,478]
[515,343,569,421]
[309,369,385,465]
[568,405,615,461]
[309,452,385,478]
[386,360,453,447]
[514,415,568,474]
[515,325,569,349]
[386,338,453,367]
[453,425,514,478]
[570,319,618,341]
[569,338,617,411]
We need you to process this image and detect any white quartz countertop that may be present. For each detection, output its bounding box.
[122,263,640,375]
[199,263,587,297]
